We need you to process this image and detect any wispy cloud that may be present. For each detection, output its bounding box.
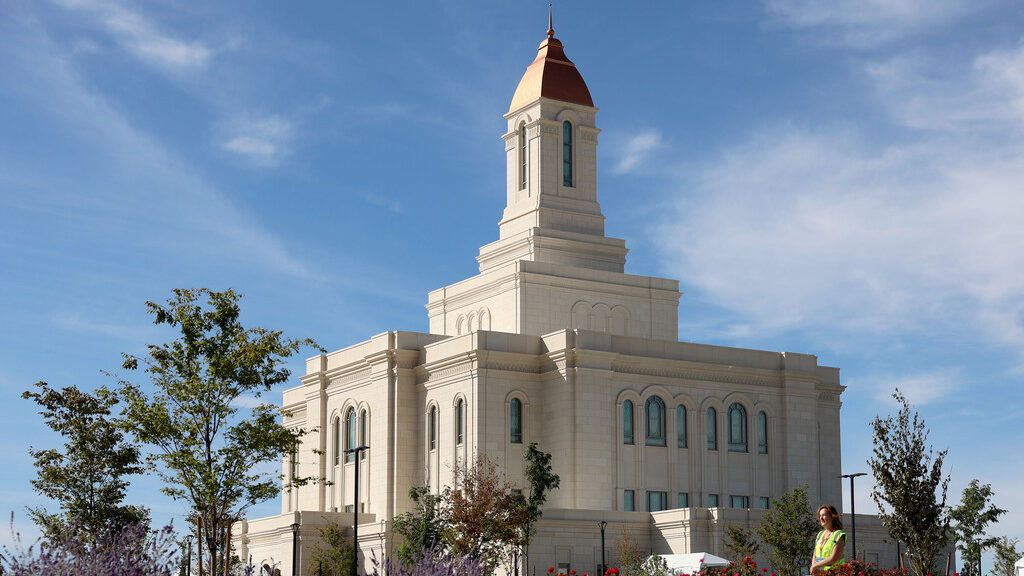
[49,312,154,341]
[52,0,212,70]
[222,115,295,166]
[612,130,665,174]
[863,370,962,405]
[655,42,1024,355]
[763,0,980,47]
[361,191,404,214]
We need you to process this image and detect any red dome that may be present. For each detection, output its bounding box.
[509,34,594,113]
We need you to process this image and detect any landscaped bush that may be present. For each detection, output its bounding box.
[1,516,178,576]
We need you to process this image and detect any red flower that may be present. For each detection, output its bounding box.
[570,571,576,575]
[549,568,555,573]
[763,569,768,572]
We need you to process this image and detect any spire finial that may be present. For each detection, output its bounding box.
[547,4,554,38]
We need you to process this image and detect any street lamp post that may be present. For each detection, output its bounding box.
[839,472,867,562]
[599,521,608,575]
[291,522,300,576]
[346,445,370,576]
[185,534,193,576]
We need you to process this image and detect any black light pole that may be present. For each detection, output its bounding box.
[290,522,300,576]
[599,521,608,575]
[185,534,193,576]
[346,445,370,576]
[839,472,867,562]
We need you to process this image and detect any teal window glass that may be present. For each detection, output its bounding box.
[647,491,668,512]
[624,489,635,511]
[708,493,719,508]
[730,495,750,509]
[623,400,634,445]
[429,406,437,451]
[646,396,666,446]
[758,411,768,454]
[706,407,717,450]
[677,405,687,448]
[345,408,356,462]
[562,121,573,187]
[519,124,527,190]
[677,492,689,508]
[760,497,770,510]
[332,417,340,465]
[456,398,465,445]
[728,403,748,452]
[510,398,523,444]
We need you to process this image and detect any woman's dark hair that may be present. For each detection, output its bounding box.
[817,504,843,530]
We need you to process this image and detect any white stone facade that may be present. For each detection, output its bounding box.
[235,24,902,576]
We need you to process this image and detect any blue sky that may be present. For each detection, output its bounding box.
[2,0,1023,562]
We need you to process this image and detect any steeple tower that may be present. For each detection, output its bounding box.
[426,22,680,339]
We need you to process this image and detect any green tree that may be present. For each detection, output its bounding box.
[615,531,646,576]
[989,537,1019,576]
[949,480,1005,576]
[519,443,561,574]
[869,390,950,576]
[118,288,321,575]
[723,525,761,564]
[393,486,446,566]
[758,485,818,576]
[21,382,146,540]
[309,522,354,576]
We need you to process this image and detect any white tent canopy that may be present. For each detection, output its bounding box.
[644,553,732,576]
[1013,555,1024,576]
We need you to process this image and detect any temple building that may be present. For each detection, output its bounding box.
[235,19,901,576]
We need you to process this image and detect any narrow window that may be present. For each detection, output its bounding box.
[562,121,573,187]
[759,497,770,510]
[730,495,750,509]
[290,448,298,480]
[708,493,719,508]
[645,396,666,446]
[624,490,635,511]
[623,400,634,445]
[758,411,768,454]
[676,405,687,448]
[510,398,523,444]
[345,408,356,462]
[429,406,437,451]
[677,492,689,508]
[359,409,368,459]
[519,123,527,190]
[456,398,465,445]
[706,407,717,450]
[728,403,748,452]
[332,416,340,466]
[646,491,668,512]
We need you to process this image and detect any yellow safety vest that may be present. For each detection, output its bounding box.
[814,529,846,571]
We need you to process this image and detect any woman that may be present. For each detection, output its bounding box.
[810,504,846,575]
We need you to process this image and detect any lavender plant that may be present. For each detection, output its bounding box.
[371,546,487,576]
[1,514,178,576]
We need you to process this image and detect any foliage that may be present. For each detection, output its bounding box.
[308,522,354,576]
[21,382,147,541]
[0,516,177,576]
[118,288,322,575]
[723,526,761,564]
[371,546,487,576]
[638,554,669,576]
[393,487,446,566]
[758,485,818,576]
[442,456,530,572]
[614,531,646,576]
[869,390,950,576]
[949,480,1005,576]
[519,443,561,574]
[989,537,1019,576]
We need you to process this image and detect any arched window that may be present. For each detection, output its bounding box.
[645,396,666,446]
[332,416,340,465]
[623,400,634,445]
[345,408,356,462]
[758,411,768,454]
[519,123,527,190]
[509,398,523,444]
[706,407,717,451]
[456,398,465,445]
[562,121,573,187]
[429,406,438,451]
[677,405,687,448]
[728,403,748,452]
[359,409,368,460]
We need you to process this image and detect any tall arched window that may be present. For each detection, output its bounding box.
[758,411,768,454]
[645,396,666,446]
[345,408,356,462]
[359,409,368,460]
[429,406,437,451]
[677,405,687,448]
[519,123,527,190]
[728,403,748,452]
[332,416,340,465]
[456,398,465,445]
[623,400,634,445]
[509,398,523,444]
[706,407,717,451]
[562,121,573,187]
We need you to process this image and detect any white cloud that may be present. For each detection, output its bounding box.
[52,0,212,71]
[361,191,405,214]
[654,39,1024,352]
[49,312,154,341]
[862,370,962,405]
[222,115,295,166]
[613,130,665,174]
[763,0,980,47]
